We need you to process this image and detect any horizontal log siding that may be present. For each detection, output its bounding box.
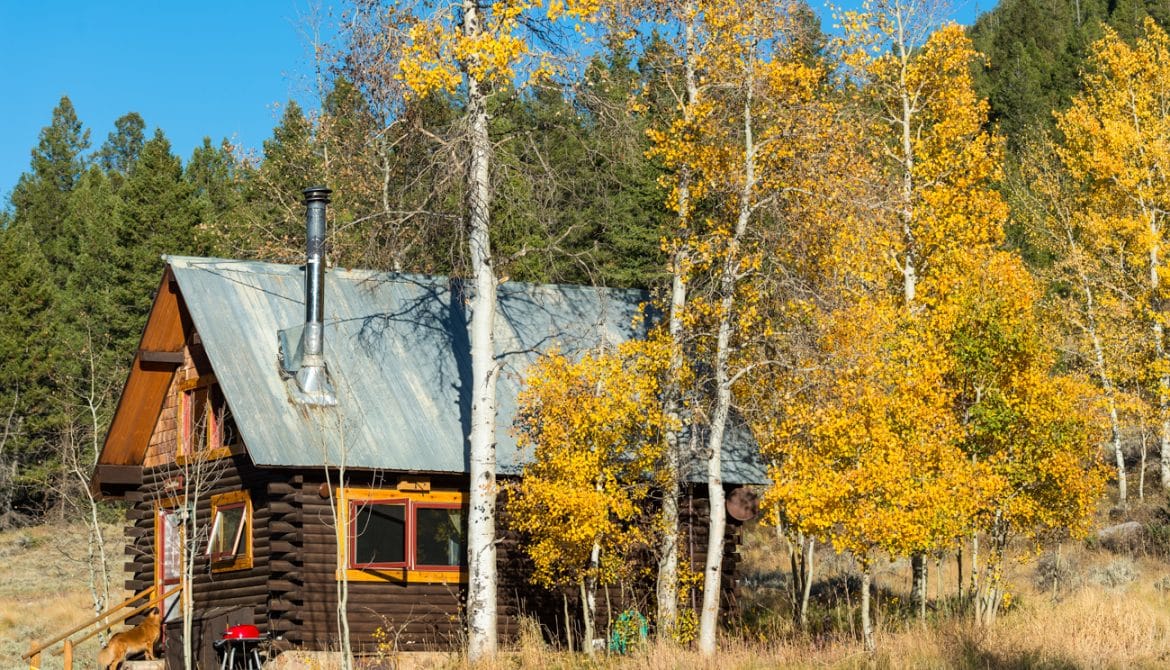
[123,452,278,668]
[122,467,746,658]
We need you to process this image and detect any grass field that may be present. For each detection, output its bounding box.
[4,500,1170,669]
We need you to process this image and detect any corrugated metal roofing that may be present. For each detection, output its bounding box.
[168,256,765,484]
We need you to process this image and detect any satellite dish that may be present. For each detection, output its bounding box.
[726,487,759,521]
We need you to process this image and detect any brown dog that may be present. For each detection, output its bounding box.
[97,608,161,670]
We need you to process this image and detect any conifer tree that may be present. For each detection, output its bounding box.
[113,129,200,326]
[97,112,147,184]
[10,96,91,274]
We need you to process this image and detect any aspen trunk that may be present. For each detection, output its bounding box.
[971,533,979,597]
[860,567,875,654]
[1148,220,1170,489]
[956,546,964,604]
[1080,274,1127,504]
[463,0,499,658]
[697,53,757,657]
[1140,418,1148,500]
[975,519,1006,626]
[580,578,595,656]
[799,537,815,630]
[895,9,917,309]
[657,2,699,638]
[788,533,802,617]
[910,554,928,621]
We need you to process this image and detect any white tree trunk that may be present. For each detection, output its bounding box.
[657,2,699,638]
[698,65,756,656]
[895,9,917,309]
[799,537,815,629]
[1083,283,1126,504]
[860,566,874,654]
[910,554,927,620]
[583,539,601,656]
[464,0,499,658]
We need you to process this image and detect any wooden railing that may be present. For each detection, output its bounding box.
[23,583,181,670]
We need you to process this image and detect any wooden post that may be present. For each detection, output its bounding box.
[62,639,73,670]
[27,645,40,670]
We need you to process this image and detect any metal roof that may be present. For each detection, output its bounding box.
[168,256,765,484]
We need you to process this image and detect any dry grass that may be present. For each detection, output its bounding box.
[0,521,124,670]
[6,512,1170,670]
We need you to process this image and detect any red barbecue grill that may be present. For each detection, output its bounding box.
[213,624,264,669]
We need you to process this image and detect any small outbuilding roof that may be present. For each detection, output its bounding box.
[98,256,765,485]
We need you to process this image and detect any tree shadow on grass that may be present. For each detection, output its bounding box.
[941,628,1083,670]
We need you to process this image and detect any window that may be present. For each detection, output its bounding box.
[207,491,252,571]
[180,376,238,457]
[414,505,463,569]
[351,500,407,568]
[341,488,466,583]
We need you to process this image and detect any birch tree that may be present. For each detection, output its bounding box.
[399,1,603,657]
[1055,18,1170,489]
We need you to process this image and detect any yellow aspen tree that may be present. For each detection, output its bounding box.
[650,0,834,654]
[510,340,671,654]
[765,297,992,653]
[839,0,1008,620]
[1056,18,1170,490]
[642,0,702,637]
[934,252,1107,624]
[1014,139,1148,507]
[398,0,603,658]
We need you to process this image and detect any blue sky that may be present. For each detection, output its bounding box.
[1,0,986,205]
[0,1,317,202]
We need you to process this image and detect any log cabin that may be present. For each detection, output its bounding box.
[90,189,765,668]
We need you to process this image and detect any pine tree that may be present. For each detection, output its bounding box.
[10,96,92,273]
[97,112,146,185]
[112,129,200,328]
[0,221,61,524]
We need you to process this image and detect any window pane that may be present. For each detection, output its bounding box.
[353,503,405,566]
[210,385,238,446]
[209,506,244,559]
[415,508,464,567]
[183,387,209,453]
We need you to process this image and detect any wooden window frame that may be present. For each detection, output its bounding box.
[338,487,467,584]
[177,375,242,463]
[207,490,253,572]
[348,498,409,570]
[412,503,464,571]
[155,499,185,625]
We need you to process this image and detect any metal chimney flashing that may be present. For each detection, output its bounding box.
[287,186,337,406]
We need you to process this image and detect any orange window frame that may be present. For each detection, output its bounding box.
[348,498,409,570]
[207,490,253,572]
[178,376,239,462]
[338,487,467,584]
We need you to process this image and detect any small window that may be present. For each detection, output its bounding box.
[351,501,407,568]
[181,378,238,456]
[415,506,465,569]
[208,503,246,562]
[207,491,252,571]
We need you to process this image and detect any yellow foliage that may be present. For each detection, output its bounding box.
[398,0,609,100]
[509,339,675,589]
[764,297,993,560]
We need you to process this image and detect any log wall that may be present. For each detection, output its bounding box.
[123,467,746,664]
